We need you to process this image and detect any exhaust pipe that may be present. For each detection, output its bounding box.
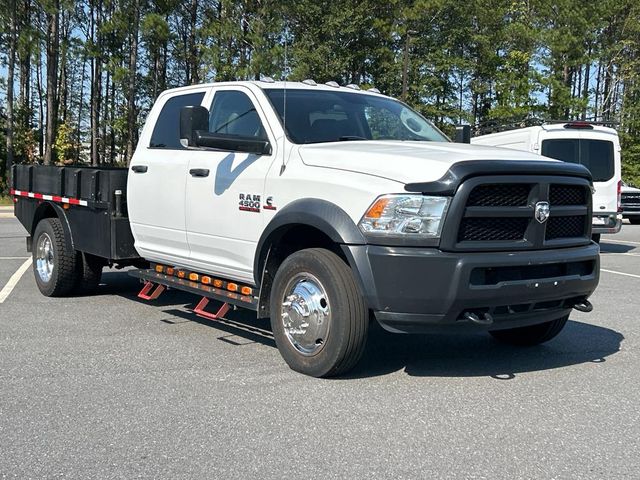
[572,299,593,313]
[463,311,494,325]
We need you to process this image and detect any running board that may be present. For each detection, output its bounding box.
[129,268,258,311]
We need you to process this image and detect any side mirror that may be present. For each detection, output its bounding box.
[180,105,209,147]
[179,105,271,155]
[454,125,471,144]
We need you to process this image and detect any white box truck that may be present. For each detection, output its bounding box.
[471,121,622,241]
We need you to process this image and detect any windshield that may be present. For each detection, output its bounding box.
[264,89,449,144]
[541,139,615,182]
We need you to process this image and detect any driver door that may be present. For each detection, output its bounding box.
[184,87,277,284]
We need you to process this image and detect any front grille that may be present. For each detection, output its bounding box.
[546,216,585,240]
[467,184,530,207]
[452,179,591,249]
[458,217,528,242]
[550,185,586,205]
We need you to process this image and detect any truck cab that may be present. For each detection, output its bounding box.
[471,122,622,239]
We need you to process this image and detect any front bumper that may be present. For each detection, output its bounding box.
[344,243,600,334]
[592,213,622,234]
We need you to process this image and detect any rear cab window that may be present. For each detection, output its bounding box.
[541,138,614,182]
[150,92,206,149]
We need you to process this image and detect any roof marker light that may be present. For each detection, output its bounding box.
[325,81,340,88]
[345,84,360,90]
[302,79,317,86]
[563,121,594,130]
[368,87,380,93]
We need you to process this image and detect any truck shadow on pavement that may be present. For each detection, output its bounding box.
[346,320,623,379]
[102,271,623,380]
[599,242,636,253]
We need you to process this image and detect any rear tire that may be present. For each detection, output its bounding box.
[33,218,78,297]
[74,252,104,295]
[489,314,569,346]
[270,248,368,378]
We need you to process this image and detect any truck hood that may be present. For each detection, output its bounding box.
[298,141,551,184]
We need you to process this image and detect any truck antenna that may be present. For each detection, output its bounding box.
[280,23,290,175]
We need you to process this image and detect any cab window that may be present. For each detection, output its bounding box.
[150,92,205,149]
[208,90,267,140]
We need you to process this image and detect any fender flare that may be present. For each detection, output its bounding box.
[31,202,75,253]
[253,198,366,285]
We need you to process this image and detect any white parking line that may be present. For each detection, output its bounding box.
[600,252,640,257]
[602,239,640,246]
[601,268,640,279]
[0,258,33,304]
[0,257,30,260]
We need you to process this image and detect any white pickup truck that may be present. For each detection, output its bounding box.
[11,80,600,377]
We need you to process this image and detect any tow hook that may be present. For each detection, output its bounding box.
[463,311,494,325]
[572,300,593,313]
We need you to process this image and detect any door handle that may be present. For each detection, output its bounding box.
[131,165,148,173]
[189,168,210,177]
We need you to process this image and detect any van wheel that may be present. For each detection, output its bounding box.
[489,314,569,346]
[592,234,601,243]
[270,248,368,378]
[33,218,78,297]
[74,252,104,295]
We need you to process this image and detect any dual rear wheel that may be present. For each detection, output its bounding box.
[33,218,104,297]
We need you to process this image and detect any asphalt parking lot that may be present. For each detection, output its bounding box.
[1,213,639,479]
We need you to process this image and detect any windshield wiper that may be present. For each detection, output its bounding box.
[338,136,367,141]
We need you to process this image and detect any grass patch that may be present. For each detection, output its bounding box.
[0,195,13,206]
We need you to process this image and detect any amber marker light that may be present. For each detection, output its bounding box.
[155,264,164,273]
[189,273,199,281]
[177,271,186,278]
[241,286,253,295]
[364,197,391,219]
[166,267,174,275]
[213,279,223,288]
[227,283,238,292]
[201,276,212,285]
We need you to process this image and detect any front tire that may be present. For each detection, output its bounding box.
[33,218,78,297]
[270,248,368,378]
[489,314,569,346]
[629,218,640,225]
[592,233,601,243]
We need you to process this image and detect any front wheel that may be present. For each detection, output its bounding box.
[489,314,569,346]
[270,248,368,378]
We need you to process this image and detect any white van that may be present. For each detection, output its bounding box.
[472,121,622,239]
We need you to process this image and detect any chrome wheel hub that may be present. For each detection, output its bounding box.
[36,233,54,283]
[281,273,331,356]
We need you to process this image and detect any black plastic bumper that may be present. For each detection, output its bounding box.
[343,243,600,334]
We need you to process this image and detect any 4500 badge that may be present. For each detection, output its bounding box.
[238,194,277,213]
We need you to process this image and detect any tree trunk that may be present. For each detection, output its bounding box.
[188,0,199,84]
[125,0,140,164]
[19,0,31,130]
[6,0,17,181]
[44,1,60,165]
[90,0,102,166]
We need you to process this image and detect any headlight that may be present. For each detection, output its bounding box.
[358,194,450,238]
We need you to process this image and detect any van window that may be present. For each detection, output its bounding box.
[209,90,267,139]
[541,139,614,182]
[150,92,205,149]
